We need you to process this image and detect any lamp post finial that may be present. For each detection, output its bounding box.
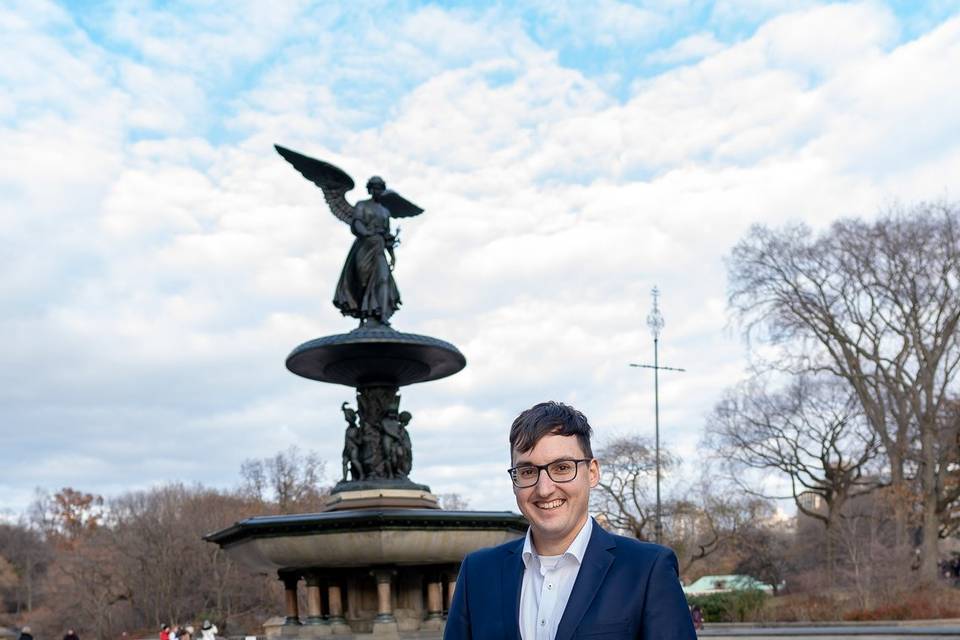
[647,285,664,339]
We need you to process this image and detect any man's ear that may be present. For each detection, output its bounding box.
[588,459,600,487]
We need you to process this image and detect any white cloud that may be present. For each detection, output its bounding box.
[102,1,307,75]
[2,1,959,517]
[120,61,206,134]
[529,0,666,47]
[647,32,726,65]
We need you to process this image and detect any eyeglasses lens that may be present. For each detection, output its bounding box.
[511,460,579,487]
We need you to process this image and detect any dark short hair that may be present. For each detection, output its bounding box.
[509,401,593,460]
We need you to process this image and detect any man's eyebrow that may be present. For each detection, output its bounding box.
[512,456,577,467]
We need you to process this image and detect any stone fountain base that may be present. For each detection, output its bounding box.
[205,507,525,638]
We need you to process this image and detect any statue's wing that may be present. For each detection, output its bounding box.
[275,144,355,224]
[380,190,425,218]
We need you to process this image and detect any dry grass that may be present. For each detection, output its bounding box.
[761,593,846,622]
[842,587,960,621]
[758,586,960,622]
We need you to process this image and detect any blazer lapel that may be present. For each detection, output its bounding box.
[554,523,616,640]
[501,541,524,640]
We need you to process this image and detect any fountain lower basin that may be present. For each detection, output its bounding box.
[206,508,526,572]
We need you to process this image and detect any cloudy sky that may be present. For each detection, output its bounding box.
[2,0,959,517]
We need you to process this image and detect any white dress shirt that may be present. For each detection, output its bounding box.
[519,517,594,640]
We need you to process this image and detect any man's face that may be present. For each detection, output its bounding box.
[512,433,599,553]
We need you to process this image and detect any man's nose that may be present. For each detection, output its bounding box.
[533,469,557,495]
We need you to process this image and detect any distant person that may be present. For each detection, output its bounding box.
[691,604,704,631]
[169,625,179,640]
[445,401,696,640]
[200,620,217,640]
[18,627,33,640]
[63,630,80,640]
[159,626,170,640]
[182,626,194,640]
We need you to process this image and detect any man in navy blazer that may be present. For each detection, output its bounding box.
[445,402,696,640]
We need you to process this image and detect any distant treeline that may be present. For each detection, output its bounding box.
[0,446,329,640]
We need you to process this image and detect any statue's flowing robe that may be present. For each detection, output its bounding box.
[333,199,401,320]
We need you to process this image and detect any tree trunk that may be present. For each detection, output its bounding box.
[886,450,908,548]
[25,559,32,612]
[919,423,941,583]
[825,517,835,589]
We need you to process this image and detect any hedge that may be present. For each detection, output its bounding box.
[686,589,769,622]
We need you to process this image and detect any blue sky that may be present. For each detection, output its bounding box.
[2,0,960,517]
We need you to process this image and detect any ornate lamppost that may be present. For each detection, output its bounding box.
[630,286,685,544]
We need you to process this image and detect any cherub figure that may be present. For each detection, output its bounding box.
[341,402,363,481]
[396,411,413,477]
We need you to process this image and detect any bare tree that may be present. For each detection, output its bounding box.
[14,483,281,638]
[935,397,960,537]
[108,483,278,630]
[28,488,104,547]
[832,489,907,609]
[4,452,331,636]
[666,481,771,575]
[438,493,470,511]
[239,458,268,501]
[592,436,761,575]
[706,375,883,583]
[0,521,51,614]
[240,446,328,513]
[727,201,960,582]
[23,490,129,640]
[0,553,19,616]
[46,528,132,640]
[733,523,794,596]
[591,436,665,541]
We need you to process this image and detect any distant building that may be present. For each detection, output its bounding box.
[671,508,699,540]
[797,491,823,513]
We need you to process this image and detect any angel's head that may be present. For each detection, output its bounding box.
[366,175,386,199]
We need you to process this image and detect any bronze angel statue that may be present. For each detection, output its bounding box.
[276,145,424,326]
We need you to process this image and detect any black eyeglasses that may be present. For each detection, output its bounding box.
[507,458,592,488]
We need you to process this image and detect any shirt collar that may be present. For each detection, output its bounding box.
[521,516,594,568]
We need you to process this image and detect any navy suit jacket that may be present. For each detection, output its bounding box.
[444,520,696,640]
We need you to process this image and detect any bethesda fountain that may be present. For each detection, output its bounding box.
[205,146,525,637]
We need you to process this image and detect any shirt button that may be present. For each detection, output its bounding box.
[540,620,546,626]
[547,583,553,590]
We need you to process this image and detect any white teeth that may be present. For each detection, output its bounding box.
[536,499,564,510]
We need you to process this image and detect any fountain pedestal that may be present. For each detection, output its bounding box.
[324,488,439,511]
[287,324,465,497]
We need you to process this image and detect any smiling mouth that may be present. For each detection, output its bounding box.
[536,499,565,510]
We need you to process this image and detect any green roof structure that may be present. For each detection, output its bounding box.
[682,574,774,596]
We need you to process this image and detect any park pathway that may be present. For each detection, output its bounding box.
[700,621,960,640]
